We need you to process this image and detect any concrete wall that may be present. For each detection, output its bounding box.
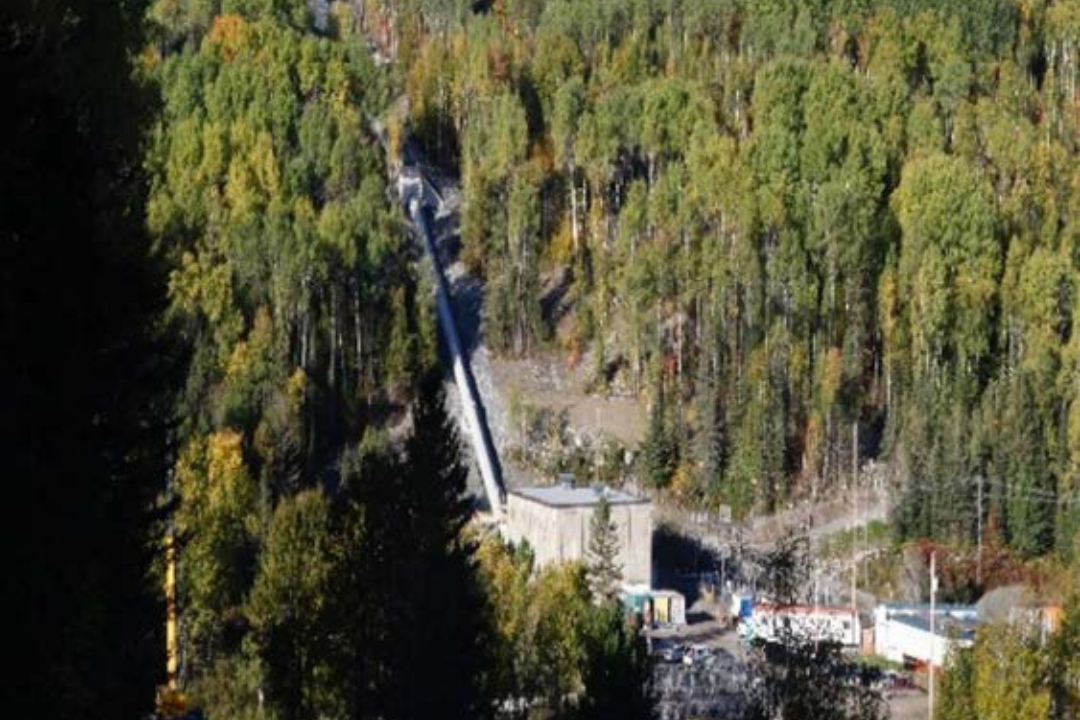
[505,494,653,586]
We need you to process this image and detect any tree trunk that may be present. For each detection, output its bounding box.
[329,287,338,390]
[354,287,363,391]
[569,166,579,256]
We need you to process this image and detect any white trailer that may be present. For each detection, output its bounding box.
[740,604,862,647]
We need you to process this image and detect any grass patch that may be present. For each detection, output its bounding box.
[818,520,892,559]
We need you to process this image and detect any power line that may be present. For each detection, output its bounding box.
[904,474,1080,508]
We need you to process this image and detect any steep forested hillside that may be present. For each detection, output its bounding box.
[377,0,1080,558]
[147,4,430,472]
[144,4,653,719]
[5,1,1080,718]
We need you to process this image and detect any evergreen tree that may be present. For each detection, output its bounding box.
[746,535,887,720]
[399,372,490,720]
[1005,376,1056,558]
[586,495,623,601]
[694,356,726,502]
[328,378,491,720]
[576,603,654,720]
[640,377,676,488]
[2,2,169,717]
[936,647,976,720]
[330,433,409,720]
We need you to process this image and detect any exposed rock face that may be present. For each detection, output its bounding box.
[653,654,750,720]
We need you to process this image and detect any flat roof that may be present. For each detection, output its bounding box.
[889,613,978,641]
[508,484,649,508]
[881,603,977,615]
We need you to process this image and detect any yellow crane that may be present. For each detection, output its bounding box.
[155,530,187,717]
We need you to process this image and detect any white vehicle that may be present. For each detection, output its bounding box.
[682,644,712,666]
[658,643,685,663]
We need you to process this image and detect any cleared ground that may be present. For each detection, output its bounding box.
[491,349,646,449]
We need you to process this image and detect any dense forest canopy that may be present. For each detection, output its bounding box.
[143,2,654,719]
[4,0,1080,719]
[146,3,428,471]
[387,0,1080,559]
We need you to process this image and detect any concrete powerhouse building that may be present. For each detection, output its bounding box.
[504,482,653,586]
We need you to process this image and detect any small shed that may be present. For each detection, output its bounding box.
[651,590,687,626]
[620,584,687,628]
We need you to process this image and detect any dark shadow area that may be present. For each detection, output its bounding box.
[1,2,173,717]
[653,525,727,607]
[540,265,573,329]
[448,273,484,356]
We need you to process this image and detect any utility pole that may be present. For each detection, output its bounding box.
[976,475,984,587]
[929,552,938,720]
[851,421,858,611]
[810,513,819,610]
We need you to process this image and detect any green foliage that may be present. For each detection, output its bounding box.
[893,152,998,375]
[1002,376,1057,558]
[476,539,654,720]
[383,0,1080,560]
[972,624,1053,720]
[341,375,489,720]
[21,0,1080,718]
[248,489,337,720]
[175,431,261,665]
[174,372,501,720]
[576,603,654,720]
[1048,592,1080,717]
[747,535,887,720]
[640,378,677,489]
[149,5,414,479]
[586,496,623,600]
[936,647,976,720]
[146,6,515,716]
[937,593,1080,720]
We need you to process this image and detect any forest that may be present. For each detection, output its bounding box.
[2,0,1078,719]
[144,2,651,718]
[391,0,1080,560]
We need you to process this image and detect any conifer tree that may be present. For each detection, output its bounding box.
[587,495,623,601]
[694,354,726,500]
[936,647,976,720]
[1005,376,1056,558]
[248,489,335,720]
[577,603,654,720]
[641,377,676,488]
[399,372,490,720]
